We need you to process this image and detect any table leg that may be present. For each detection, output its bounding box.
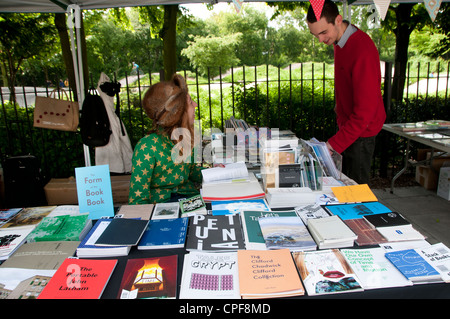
[390,138,410,193]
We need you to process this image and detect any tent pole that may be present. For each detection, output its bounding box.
[67,4,91,167]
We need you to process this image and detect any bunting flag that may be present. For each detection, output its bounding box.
[424,0,442,22]
[373,0,391,20]
[232,0,244,13]
[309,0,325,21]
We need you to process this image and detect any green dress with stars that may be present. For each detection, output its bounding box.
[128,132,203,204]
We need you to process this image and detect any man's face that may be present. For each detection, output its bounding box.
[307,16,342,46]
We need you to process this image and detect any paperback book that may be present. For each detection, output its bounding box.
[0,226,35,260]
[340,247,412,289]
[240,210,298,250]
[363,212,410,229]
[138,218,188,250]
[26,213,91,243]
[238,249,305,298]
[211,198,270,215]
[292,249,364,296]
[185,214,245,251]
[307,215,357,249]
[180,194,207,217]
[38,258,117,299]
[258,216,317,251]
[384,248,442,284]
[344,218,388,246]
[94,218,149,246]
[76,219,131,258]
[152,202,180,219]
[117,255,178,299]
[323,202,392,221]
[180,251,240,299]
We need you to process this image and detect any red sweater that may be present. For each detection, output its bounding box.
[328,28,386,154]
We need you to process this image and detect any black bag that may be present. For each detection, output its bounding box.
[3,155,47,208]
[80,92,112,147]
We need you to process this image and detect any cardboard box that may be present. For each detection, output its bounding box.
[44,175,131,205]
[437,167,450,201]
[415,165,438,190]
[415,149,450,190]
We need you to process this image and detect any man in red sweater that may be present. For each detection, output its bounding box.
[306,0,386,184]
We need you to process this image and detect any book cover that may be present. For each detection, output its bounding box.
[258,216,317,251]
[117,255,178,299]
[94,218,149,246]
[1,206,56,228]
[180,251,240,299]
[344,218,388,246]
[238,249,305,298]
[307,215,357,249]
[292,249,364,296]
[384,249,442,283]
[152,202,180,220]
[341,248,412,289]
[363,212,410,228]
[0,208,22,221]
[331,184,378,203]
[278,164,302,187]
[77,219,131,258]
[295,203,330,226]
[26,214,91,242]
[75,164,114,220]
[416,243,450,283]
[116,204,154,220]
[211,198,270,215]
[376,224,426,242]
[185,214,245,251]
[0,226,35,260]
[241,210,298,250]
[1,241,80,269]
[180,194,207,217]
[323,202,392,220]
[38,258,117,299]
[138,218,188,250]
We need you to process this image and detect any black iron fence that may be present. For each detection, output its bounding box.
[1,60,449,183]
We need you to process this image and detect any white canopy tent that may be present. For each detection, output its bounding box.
[0,0,446,166]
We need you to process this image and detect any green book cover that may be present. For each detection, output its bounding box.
[27,214,90,242]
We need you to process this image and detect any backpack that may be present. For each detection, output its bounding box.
[80,92,112,147]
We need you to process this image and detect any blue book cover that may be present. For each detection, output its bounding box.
[75,165,114,220]
[385,249,441,281]
[324,202,392,220]
[211,199,270,215]
[78,219,128,250]
[138,218,188,249]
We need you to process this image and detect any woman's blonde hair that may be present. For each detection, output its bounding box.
[142,74,195,158]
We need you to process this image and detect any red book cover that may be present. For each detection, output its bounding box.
[117,255,178,299]
[38,258,117,299]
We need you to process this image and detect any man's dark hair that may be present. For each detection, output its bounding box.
[307,0,340,24]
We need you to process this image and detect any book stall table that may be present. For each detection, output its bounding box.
[382,122,450,193]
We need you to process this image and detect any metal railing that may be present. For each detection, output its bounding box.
[1,61,449,181]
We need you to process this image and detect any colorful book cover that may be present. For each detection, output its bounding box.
[384,249,442,283]
[241,210,298,250]
[38,258,117,299]
[324,202,392,220]
[238,249,305,298]
[26,213,90,242]
[75,165,114,220]
[292,249,364,296]
[138,218,188,249]
[211,198,270,215]
[0,226,35,260]
[117,256,178,299]
[258,216,317,251]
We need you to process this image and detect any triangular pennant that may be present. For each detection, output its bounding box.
[232,0,244,13]
[424,0,442,22]
[309,0,325,21]
[373,0,391,20]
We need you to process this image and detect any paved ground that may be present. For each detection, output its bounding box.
[373,186,450,247]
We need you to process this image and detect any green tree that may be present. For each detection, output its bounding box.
[181,33,242,78]
[0,13,56,101]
